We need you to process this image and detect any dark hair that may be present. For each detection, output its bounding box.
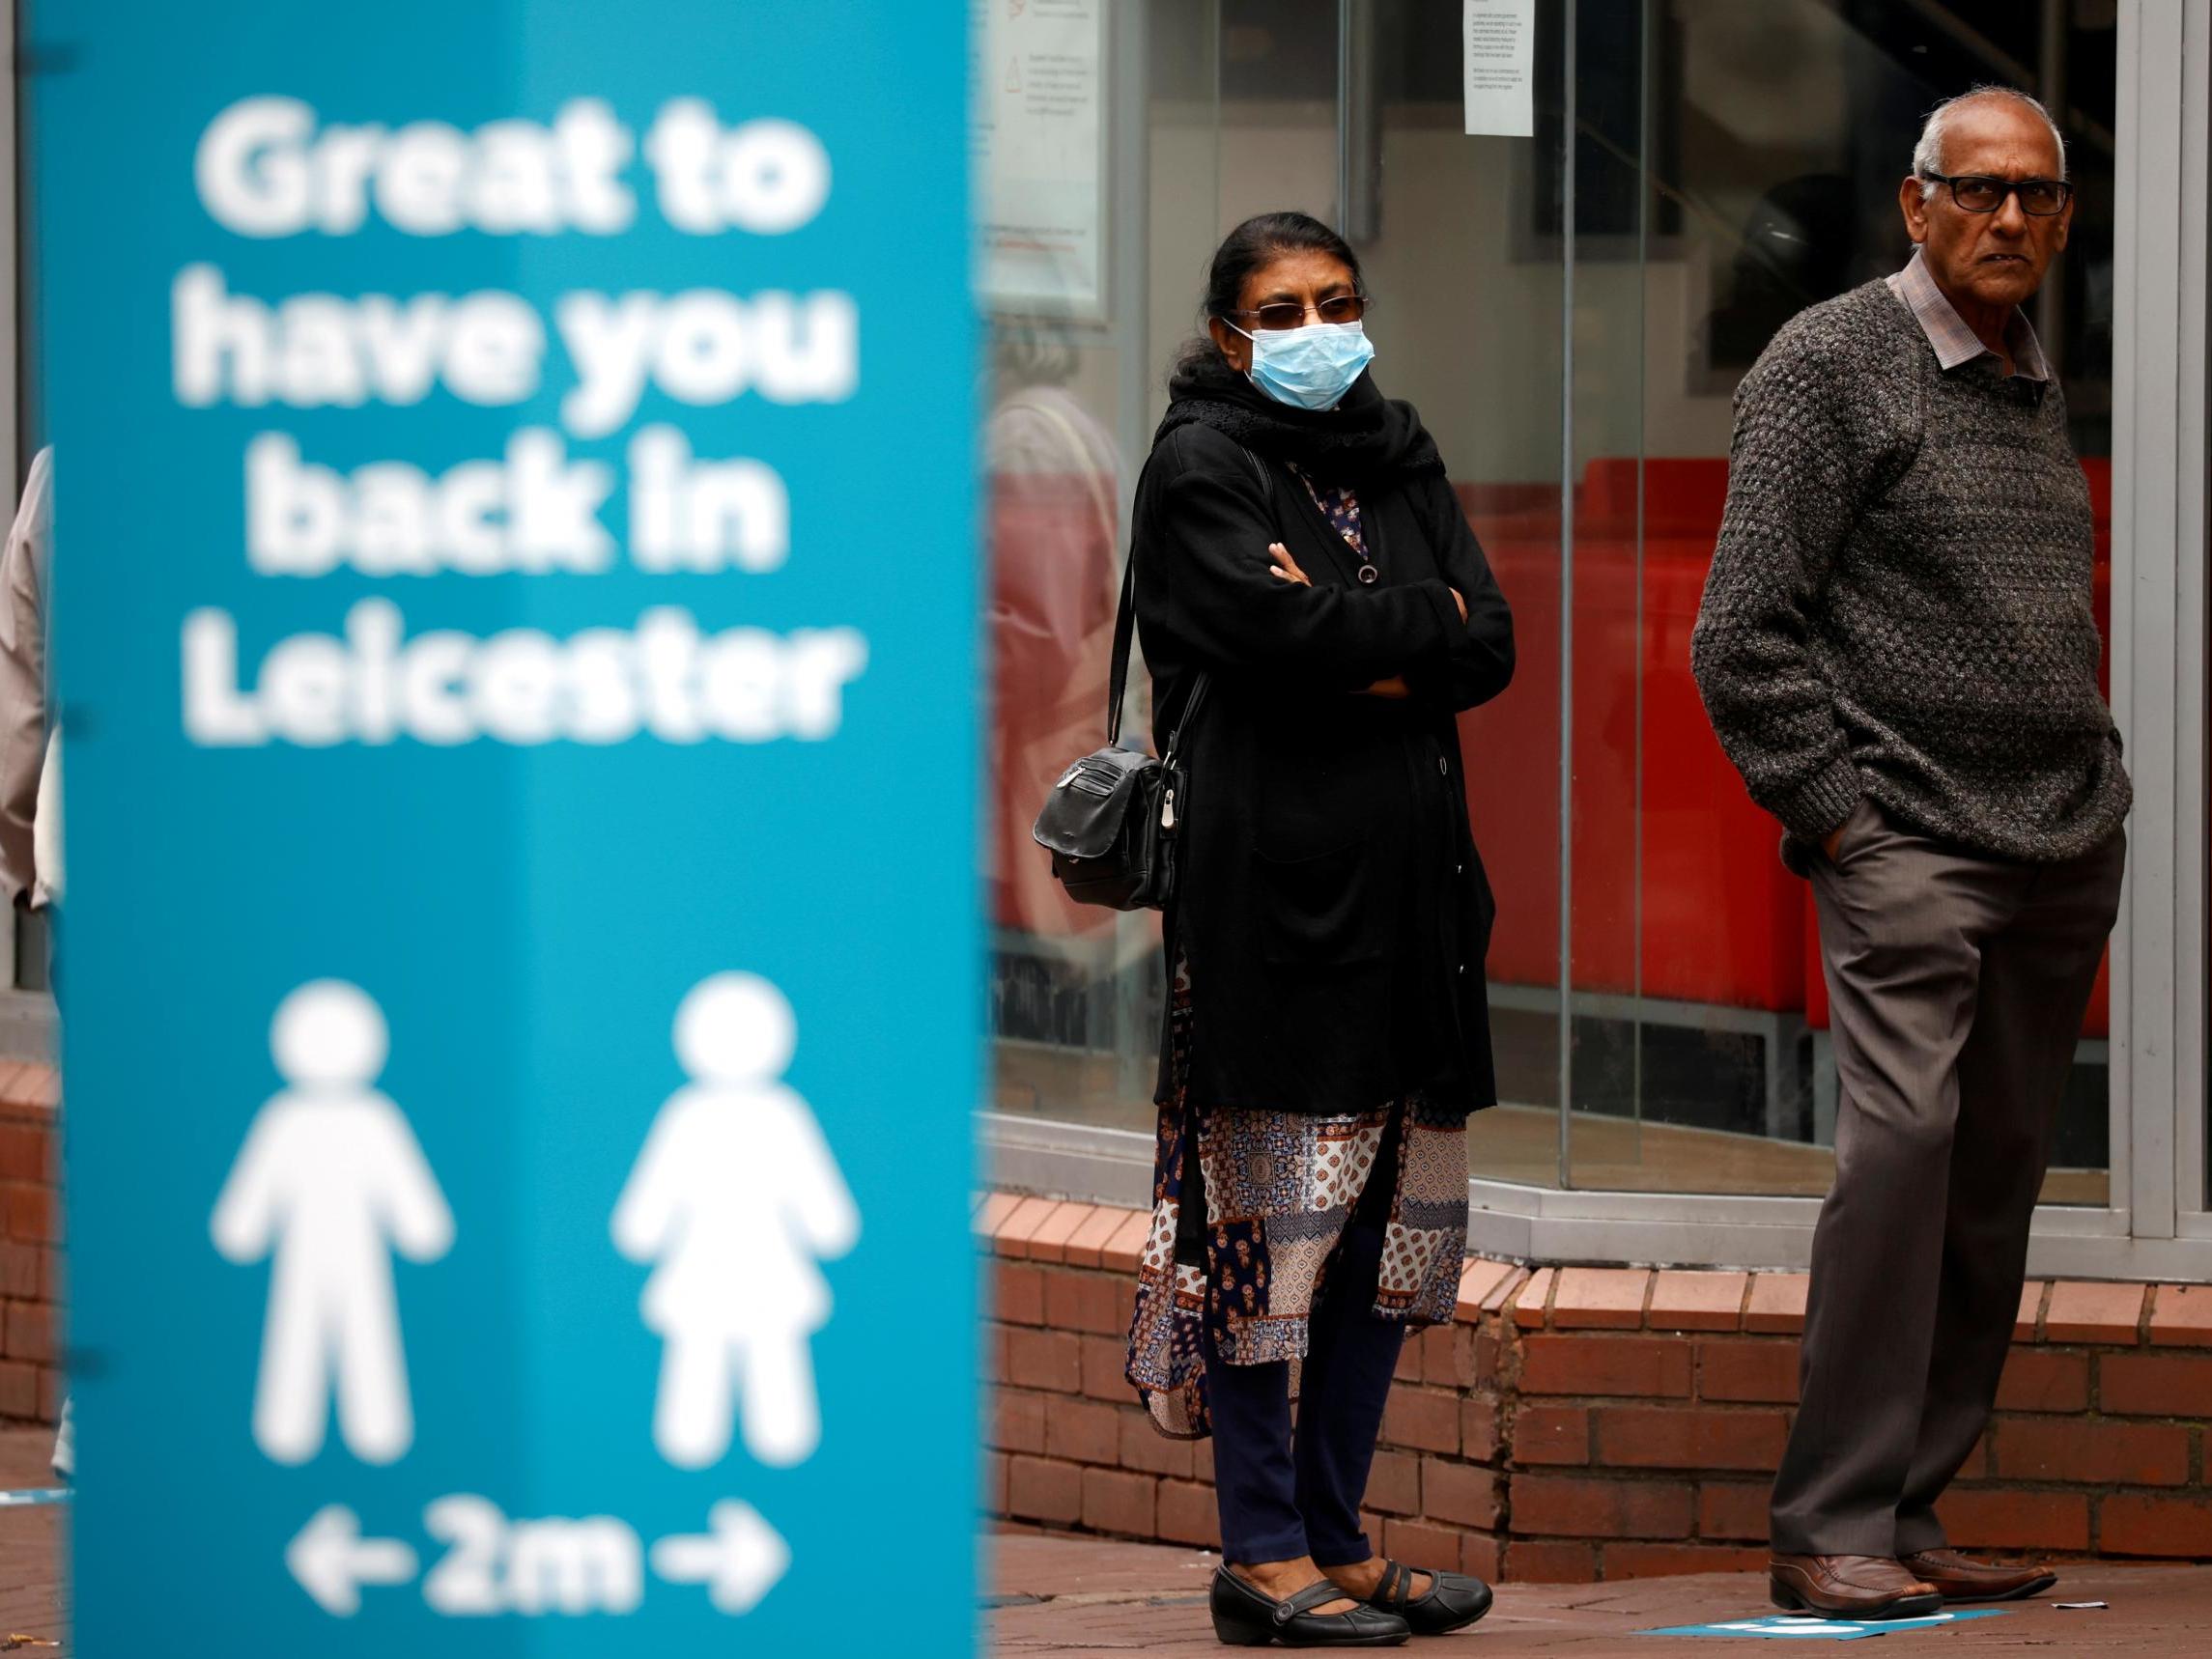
[1175,211,1365,376]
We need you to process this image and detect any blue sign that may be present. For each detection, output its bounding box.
[38,3,978,1651]
[1641,1610,2010,1641]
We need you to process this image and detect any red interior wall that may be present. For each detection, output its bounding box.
[987,457,2115,1041]
[1457,458,2113,1038]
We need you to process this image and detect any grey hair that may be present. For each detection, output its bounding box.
[1913,85,2069,198]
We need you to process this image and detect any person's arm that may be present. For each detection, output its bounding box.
[776,1088,860,1260]
[210,1110,285,1263]
[610,1104,686,1262]
[31,731,60,909]
[1399,475,1515,712]
[0,453,50,905]
[1689,332,1874,844]
[1146,430,1464,690]
[374,1104,455,1263]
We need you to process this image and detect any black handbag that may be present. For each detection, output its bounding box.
[1030,443,1270,911]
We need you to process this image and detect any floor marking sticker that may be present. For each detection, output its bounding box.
[1640,1609,2010,1640]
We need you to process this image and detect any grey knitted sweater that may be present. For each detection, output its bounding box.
[1691,278,2131,863]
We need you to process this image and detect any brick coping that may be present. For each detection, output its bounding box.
[0,1065,58,1118]
[973,1192,2212,1347]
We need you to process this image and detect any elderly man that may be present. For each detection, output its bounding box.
[1693,86,2129,1621]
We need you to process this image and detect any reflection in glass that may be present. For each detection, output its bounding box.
[982,2,1218,1133]
[977,0,2120,1207]
[985,316,1156,1129]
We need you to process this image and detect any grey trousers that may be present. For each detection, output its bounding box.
[1769,799,2126,1558]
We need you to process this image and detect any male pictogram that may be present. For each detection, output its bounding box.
[212,980,453,1464]
[612,972,860,1469]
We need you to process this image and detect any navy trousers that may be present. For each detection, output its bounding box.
[1205,1196,1405,1566]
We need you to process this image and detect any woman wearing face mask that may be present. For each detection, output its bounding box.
[1121,212,1514,1647]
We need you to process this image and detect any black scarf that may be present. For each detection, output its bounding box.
[1154,352,1445,487]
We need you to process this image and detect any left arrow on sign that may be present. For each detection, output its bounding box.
[287,1504,419,1617]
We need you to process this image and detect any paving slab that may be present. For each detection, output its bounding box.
[0,1428,67,1656]
[990,1532,2212,1656]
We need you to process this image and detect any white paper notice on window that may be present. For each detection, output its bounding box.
[1462,0,1535,137]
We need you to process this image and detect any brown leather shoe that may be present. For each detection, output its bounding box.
[1898,1548,2058,1603]
[1769,1554,1943,1620]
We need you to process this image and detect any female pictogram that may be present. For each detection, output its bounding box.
[612,973,860,1469]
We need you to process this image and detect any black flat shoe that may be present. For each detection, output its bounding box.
[1210,1567,1411,1647]
[1363,1560,1494,1636]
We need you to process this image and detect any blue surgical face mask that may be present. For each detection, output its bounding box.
[1231,319,1376,410]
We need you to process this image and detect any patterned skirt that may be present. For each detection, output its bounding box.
[1125,957,1469,1439]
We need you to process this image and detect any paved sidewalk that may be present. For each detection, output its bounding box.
[990,1533,2211,1655]
[4,1452,2201,1654]
[0,1429,67,1655]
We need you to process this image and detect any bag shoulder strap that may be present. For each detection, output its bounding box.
[1109,440,1273,746]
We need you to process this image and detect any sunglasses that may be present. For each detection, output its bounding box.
[1222,295,1370,330]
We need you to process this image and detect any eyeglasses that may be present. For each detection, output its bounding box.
[1223,295,1370,330]
[1919,172,2074,216]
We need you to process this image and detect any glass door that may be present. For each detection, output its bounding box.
[1552,0,2122,1198]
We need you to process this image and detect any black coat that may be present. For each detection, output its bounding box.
[1134,392,1515,1118]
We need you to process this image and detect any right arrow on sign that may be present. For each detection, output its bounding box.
[286,1504,418,1617]
[649,1500,790,1615]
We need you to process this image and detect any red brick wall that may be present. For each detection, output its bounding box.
[0,1064,62,1426]
[978,1193,2212,1582]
